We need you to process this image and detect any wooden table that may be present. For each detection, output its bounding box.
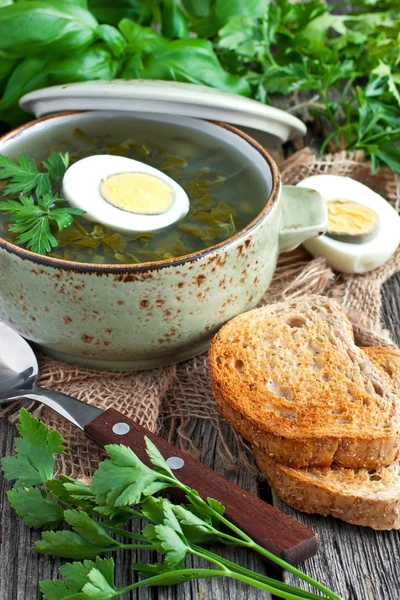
[0,274,399,600]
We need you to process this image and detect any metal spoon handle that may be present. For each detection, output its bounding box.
[84,407,319,565]
[16,385,103,429]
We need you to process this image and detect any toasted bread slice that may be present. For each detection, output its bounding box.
[209,296,400,469]
[253,346,400,529]
[253,448,400,530]
[362,346,400,394]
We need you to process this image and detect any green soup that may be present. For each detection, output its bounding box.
[0,121,269,264]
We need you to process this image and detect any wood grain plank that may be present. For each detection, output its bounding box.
[381,274,400,346]
[273,500,400,600]
[274,272,400,600]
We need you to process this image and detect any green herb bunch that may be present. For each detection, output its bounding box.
[0,152,85,254]
[2,409,342,600]
[0,1,399,171]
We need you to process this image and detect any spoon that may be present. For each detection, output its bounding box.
[0,321,318,564]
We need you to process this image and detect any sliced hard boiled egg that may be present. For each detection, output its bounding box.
[297,175,400,274]
[62,155,189,233]
[326,201,379,243]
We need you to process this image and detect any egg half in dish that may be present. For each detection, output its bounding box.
[62,155,190,233]
[297,175,400,274]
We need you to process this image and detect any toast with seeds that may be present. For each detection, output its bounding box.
[208,296,400,469]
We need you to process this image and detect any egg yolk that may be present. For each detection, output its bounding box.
[100,172,174,215]
[327,201,378,236]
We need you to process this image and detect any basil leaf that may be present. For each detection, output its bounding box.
[119,19,166,53]
[20,0,89,6]
[96,24,127,57]
[0,56,18,94]
[124,36,250,96]
[161,0,189,39]
[0,1,98,58]
[181,0,211,19]
[0,57,47,124]
[0,47,118,125]
[61,0,89,6]
[88,0,151,27]
[186,0,265,37]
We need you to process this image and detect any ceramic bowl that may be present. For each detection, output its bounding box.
[0,111,327,370]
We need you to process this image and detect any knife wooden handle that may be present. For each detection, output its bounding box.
[84,407,319,565]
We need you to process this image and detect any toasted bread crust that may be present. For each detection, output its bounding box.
[254,448,400,530]
[215,389,400,468]
[362,347,400,393]
[209,296,400,469]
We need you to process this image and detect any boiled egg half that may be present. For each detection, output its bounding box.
[297,175,400,274]
[62,155,190,233]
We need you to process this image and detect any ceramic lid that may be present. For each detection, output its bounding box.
[19,80,306,147]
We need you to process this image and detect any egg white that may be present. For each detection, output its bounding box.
[297,175,400,274]
[62,155,190,233]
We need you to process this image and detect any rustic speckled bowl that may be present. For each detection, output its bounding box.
[0,111,327,370]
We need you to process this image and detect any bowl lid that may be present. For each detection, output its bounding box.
[19,80,306,146]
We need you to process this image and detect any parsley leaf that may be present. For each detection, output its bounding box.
[0,152,85,255]
[144,436,174,476]
[46,476,98,512]
[143,522,188,570]
[64,510,119,547]
[78,558,117,600]
[90,444,171,507]
[43,152,70,181]
[7,487,64,529]
[33,529,117,560]
[33,510,124,559]
[0,154,50,195]
[1,408,64,487]
[92,504,134,526]
[0,192,85,255]
[40,558,116,600]
[60,560,99,592]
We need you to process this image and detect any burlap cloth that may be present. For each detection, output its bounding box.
[3,148,399,477]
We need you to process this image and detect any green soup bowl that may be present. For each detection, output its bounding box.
[0,111,327,370]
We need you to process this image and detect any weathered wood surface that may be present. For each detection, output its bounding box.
[0,274,399,600]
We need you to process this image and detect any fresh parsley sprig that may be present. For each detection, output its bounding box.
[0,152,85,255]
[0,152,69,195]
[1,409,343,600]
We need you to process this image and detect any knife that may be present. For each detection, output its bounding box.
[0,321,319,565]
